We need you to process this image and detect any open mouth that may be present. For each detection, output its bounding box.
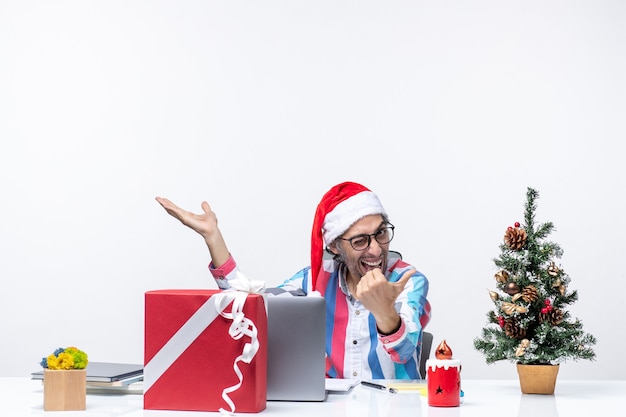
[361,259,382,272]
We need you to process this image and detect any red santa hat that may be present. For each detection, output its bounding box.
[310,182,387,291]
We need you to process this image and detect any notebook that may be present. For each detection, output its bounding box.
[31,362,143,384]
[266,295,327,401]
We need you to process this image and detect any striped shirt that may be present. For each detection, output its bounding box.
[210,251,431,380]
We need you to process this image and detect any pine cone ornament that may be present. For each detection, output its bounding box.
[504,227,527,250]
[504,318,526,339]
[520,285,539,303]
[539,308,564,325]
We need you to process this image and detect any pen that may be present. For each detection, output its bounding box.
[360,381,397,394]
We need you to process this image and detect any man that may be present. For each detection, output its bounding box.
[156,181,431,380]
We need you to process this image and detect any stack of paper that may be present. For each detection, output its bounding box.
[325,378,360,393]
[32,362,144,393]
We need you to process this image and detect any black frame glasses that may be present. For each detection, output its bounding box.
[336,224,395,251]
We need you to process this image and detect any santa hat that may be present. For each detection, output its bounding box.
[310,182,386,290]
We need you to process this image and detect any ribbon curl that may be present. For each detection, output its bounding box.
[214,271,266,415]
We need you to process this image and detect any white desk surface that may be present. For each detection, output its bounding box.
[2,378,624,417]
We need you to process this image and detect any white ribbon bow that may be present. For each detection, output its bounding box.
[214,271,266,415]
[227,270,267,294]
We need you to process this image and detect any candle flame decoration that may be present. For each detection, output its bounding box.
[428,339,461,407]
[435,339,453,359]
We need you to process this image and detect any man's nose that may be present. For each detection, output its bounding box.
[366,238,383,255]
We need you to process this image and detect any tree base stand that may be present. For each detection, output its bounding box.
[516,363,559,395]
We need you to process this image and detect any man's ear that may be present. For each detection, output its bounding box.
[326,243,339,256]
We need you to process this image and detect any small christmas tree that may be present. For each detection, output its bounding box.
[474,187,596,365]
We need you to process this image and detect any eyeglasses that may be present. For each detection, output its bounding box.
[336,224,395,251]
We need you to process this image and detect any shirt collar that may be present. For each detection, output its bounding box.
[338,264,357,303]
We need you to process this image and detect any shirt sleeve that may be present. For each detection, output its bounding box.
[208,254,239,289]
[276,266,313,294]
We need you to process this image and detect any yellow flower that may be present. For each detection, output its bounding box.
[47,352,75,370]
[46,354,59,369]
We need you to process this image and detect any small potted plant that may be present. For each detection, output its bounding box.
[40,346,89,411]
[473,187,596,394]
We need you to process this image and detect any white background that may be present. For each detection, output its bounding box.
[1,1,624,380]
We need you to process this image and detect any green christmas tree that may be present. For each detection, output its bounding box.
[474,187,596,365]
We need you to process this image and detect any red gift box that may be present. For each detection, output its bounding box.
[144,289,267,413]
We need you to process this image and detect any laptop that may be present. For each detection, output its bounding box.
[266,295,327,401]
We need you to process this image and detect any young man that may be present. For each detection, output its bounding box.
[156,181,431,380]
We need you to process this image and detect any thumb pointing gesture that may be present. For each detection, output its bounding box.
[391,268,415,299]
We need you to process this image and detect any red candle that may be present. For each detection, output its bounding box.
[426,359,461,407]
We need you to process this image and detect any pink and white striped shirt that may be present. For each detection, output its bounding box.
[210,251,431,380]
